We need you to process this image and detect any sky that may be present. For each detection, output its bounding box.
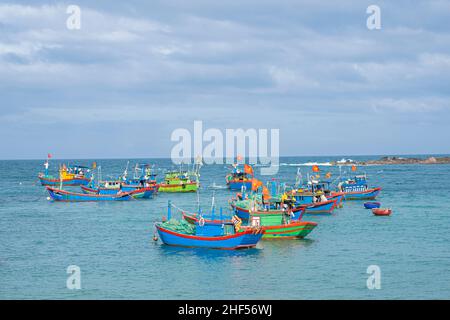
[0,0,449,160]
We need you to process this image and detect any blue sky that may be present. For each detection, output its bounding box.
[1,0,449,159]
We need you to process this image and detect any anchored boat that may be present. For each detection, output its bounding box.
[225,164,255,191]
[337,173,381,200]
[39,163,91,186]
[46,187,132,202]
[155,202,264,249]
[159,171,199,192]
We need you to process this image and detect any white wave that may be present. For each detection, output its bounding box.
[280,162,333,166]
[336,158,355,164]
[210,183,228,189]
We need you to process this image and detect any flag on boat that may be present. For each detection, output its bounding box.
[262,186,270,200]
[251,179,263,191]
[47,153,52,159]
[312,165,320,172]
[244,164,254,176]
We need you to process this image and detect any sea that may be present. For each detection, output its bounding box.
[1,155,449,299]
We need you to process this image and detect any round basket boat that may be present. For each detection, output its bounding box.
[372,208,392,216]
[364,202,381,209]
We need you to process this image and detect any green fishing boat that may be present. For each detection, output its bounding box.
[249,210,317,239]
[159,160,202,193]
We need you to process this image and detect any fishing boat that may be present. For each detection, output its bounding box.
[248,212,317,239]
[46,187,132,202]
[284,190,338,214]
[230,199,306,221]
[225,164,255,191]
[364,202,381,209]
[184,207,316,240]
[154,202,264,249]
[372,208,392,216]
[39,163,91,186]
[81,181,159,199]
[81,163,159,199]
[337,174,381,200]
[159,171,199,192]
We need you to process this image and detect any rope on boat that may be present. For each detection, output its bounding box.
[169,203,198,216]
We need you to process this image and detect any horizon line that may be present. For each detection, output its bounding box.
[1,152,448,161]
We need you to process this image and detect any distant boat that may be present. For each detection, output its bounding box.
[39,164,91,186]
[46,187,132,202]
[337,174,381,200]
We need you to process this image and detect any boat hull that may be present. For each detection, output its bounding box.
[260,222,317,239]
[155,225,263,249]
[47,187,132,202]
[39,175,90,186]
[344,187,381,200]
[159,182,198,193]
[304,199,337,214]
[327,193,344,208]
[232,204,304,221]
[227,180,253,191]
[129,187,157,199]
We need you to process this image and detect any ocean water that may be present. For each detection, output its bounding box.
[1,156,449,300]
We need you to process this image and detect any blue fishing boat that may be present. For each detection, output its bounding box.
[46,187,132,202]
[225,164,254,191]
[337,174,381,200]
[155,202,264,250]
[39,163,91,186]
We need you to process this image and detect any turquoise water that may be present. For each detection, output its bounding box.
[1,156,449,299]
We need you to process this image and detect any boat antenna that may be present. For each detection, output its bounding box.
[211,190,216,214]
[196,185,201,213]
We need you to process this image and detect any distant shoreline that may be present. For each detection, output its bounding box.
[338,156,450,166]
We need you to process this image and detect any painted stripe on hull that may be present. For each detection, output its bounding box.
[39,176,90,186]
[261,223,317,239]
[344,188,381,200]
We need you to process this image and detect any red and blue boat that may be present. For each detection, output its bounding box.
[155,202,264,250]
[81,181,158,199]
[46,187,132,202]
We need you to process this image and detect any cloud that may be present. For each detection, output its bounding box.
[0,1,449,158]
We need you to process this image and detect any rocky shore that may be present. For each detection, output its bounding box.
[359,156,450,165]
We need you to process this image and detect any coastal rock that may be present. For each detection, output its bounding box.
[362,156,450,165]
